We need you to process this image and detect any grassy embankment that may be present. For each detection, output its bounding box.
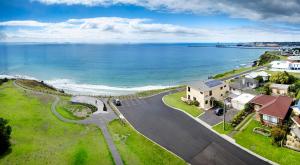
[0,81,114,164]
[234,119,300,165]
[163,91,203,117]
[108,119,186,165]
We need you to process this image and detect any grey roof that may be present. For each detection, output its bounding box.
[229,78,258,90]
[270,83,290,90]
[187,79,225,91]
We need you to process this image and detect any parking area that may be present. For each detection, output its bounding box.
[198,108,239,126]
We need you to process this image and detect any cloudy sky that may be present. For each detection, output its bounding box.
[1,0,300,43]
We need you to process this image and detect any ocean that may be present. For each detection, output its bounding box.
[0,43,269,95]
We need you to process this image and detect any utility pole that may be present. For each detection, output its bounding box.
[223,99,226,131]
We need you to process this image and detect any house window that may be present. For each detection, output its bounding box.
[224,85,226,87]
[209,90,212,96]
[188,87,190,92]
[221,94,223,97]
[193,97,196,101]
[200,91,203,94]
[263,115,269,121]
[188,95,190,99]
[205,100,208,104]
[270,116,278,124]
[220,87,223,90]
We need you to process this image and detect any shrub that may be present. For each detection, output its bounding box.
[214,100,224,108]
[192,100,200,106]
[270,71,296,84]
[271,127,286,146]
[244,103,253,113]
[256,51,280,66]
[0,118,12,155]
[231,110,247,127]
[255,76,264,83]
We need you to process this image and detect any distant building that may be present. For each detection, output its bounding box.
[186,79,229,110]
[229,78,259,95]
[245,71,270,82]
[250,95,293,126]
[270,83,290,95]
[270,56,300,73]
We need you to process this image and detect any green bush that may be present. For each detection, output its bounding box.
[0,118,12,155]
[192,100,200,106]
[256,51,280,66]
[271,127,286,146]
[270,71,296,84]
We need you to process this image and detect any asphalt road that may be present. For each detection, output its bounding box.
[117,91,270,165]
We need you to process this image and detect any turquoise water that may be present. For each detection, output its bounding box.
[0,43,268,95]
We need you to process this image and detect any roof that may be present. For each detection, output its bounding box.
[229,78,258,90]
[232,93,255,104]
[270,83,290,90]
[187,79,225,91]
[245,71,269,79]
[250,95,293,119]
[270,61,290,69]
[292,116,300,127]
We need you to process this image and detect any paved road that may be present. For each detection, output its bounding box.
[117,91,270,165]
[219,66,266,81]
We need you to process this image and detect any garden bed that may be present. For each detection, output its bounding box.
[253,127,271,137]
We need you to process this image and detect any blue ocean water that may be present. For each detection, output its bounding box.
[0,43,268,95]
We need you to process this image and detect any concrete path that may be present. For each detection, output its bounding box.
[13,81,123,165]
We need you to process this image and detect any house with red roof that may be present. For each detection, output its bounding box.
[250,95,293,126]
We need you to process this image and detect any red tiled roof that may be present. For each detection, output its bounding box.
[293,116,300,126]
[250,95,293,119]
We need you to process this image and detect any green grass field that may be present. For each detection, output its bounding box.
[108,119,186,165]
[234,119,300,165]
[212,122,233,135]
[163,91,202,117]
[212,66,257,79]
[0,81,114,165]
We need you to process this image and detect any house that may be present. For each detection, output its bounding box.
[186,79,229,110]
[229,78,259,95]
[245,71,270,82]
[250,95,293,126]
[286,116,300,150]
[270,83,290,95]
[270,56,300,73]
[231,93,255,110]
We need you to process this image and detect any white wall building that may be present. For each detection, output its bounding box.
[270,56,300,73]
[231,93,255,110]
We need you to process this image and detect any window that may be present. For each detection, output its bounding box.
[270,116,278,124]
[221,94,223,97]
[188,87,190,92]
[220,87,223,90]
[193,97,196,101]
[263,115,269,121]
[209,90,212,96]
[224,85,226,87]
[205,100,208,104]
[188,95,190,99]
[200,92,203,94]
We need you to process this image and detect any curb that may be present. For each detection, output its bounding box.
[161,95,279,165]
[109,101,188,164]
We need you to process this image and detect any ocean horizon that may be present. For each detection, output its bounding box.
[0,43,269,95]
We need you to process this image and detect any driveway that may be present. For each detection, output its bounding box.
[117,91,269,165]
[199,108,239,126]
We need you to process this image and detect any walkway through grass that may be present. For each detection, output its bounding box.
[108,119,186,165]
[234,119,300,165]
[163,91,203,117]
[0,81,114,164]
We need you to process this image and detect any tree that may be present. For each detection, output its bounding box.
[256,51,280,66]
[244,103,253,113]
[0,118,12,155]
[255,76,264,83]
[271,127,286,146]
[270,71,296,84]
[288,81,300,97]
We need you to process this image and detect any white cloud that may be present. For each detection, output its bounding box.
[1,17,300,43]
[33,0,300,23]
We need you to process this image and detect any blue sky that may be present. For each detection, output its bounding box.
[1,0,300,43]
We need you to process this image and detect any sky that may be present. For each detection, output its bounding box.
[0,0,300,43]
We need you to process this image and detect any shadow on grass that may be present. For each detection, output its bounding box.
[0,148,12,159]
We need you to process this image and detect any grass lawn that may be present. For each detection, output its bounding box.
[0,81,114,165]
[163,91,203,117]
[266,70,300,79]
[234,119,300,165]
[16,79,67,95]
[212,122,233,135]
[212,66,257,79]
[108,119,186,165]
[56,97,91,120]
[56,106,85,120]
[135,86,184,98]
